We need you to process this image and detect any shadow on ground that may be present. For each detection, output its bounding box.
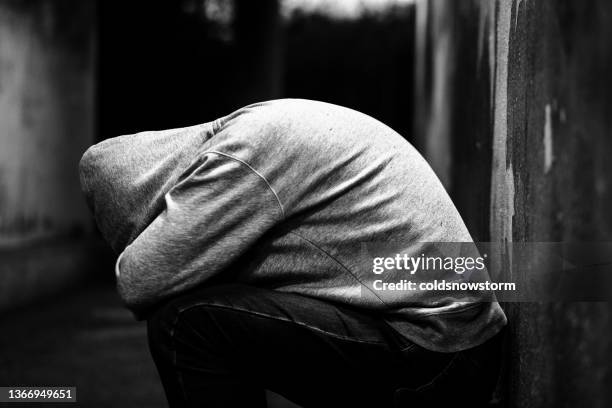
[0,284,165,407]
[0,283,300,408]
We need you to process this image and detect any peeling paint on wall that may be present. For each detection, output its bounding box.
[477,0,496,105]
[514,0,527,28]
[543,103,554,173]
[490,0,514,245]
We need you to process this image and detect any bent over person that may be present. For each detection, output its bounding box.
[79,99,507,408]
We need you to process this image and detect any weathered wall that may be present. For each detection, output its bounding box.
[0,1,97,312]
[415,0,612,406]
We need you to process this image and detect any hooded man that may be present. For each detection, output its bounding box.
[79,99,506,407]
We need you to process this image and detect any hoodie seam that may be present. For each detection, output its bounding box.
[203,150,286,219]
[288,231,389,308]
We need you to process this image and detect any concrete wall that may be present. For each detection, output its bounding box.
[415,0,612,406]
[0,1,98,312]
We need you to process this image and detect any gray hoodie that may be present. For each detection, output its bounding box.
[79,99,506,352]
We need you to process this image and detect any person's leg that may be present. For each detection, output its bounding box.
[393,326,506,406]
[146,284,502,408]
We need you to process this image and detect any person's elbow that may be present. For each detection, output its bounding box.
[116,266,162,319]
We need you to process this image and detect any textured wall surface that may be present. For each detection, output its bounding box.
[415,0,612,406]
[0,1,97,312]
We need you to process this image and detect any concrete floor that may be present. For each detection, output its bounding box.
[0,283,299,408]
[0,284,165,408]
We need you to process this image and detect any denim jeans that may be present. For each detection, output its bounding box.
[146,284,504,408]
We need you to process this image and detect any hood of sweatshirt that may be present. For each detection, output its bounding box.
[78,123,213,253]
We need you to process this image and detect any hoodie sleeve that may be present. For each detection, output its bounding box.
[116,151,284,314]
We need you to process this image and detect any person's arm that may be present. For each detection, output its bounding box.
[116,151,284,315]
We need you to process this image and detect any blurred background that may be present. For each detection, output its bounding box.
[0,0,611,407]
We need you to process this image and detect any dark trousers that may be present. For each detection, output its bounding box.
[146,284,504,408]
